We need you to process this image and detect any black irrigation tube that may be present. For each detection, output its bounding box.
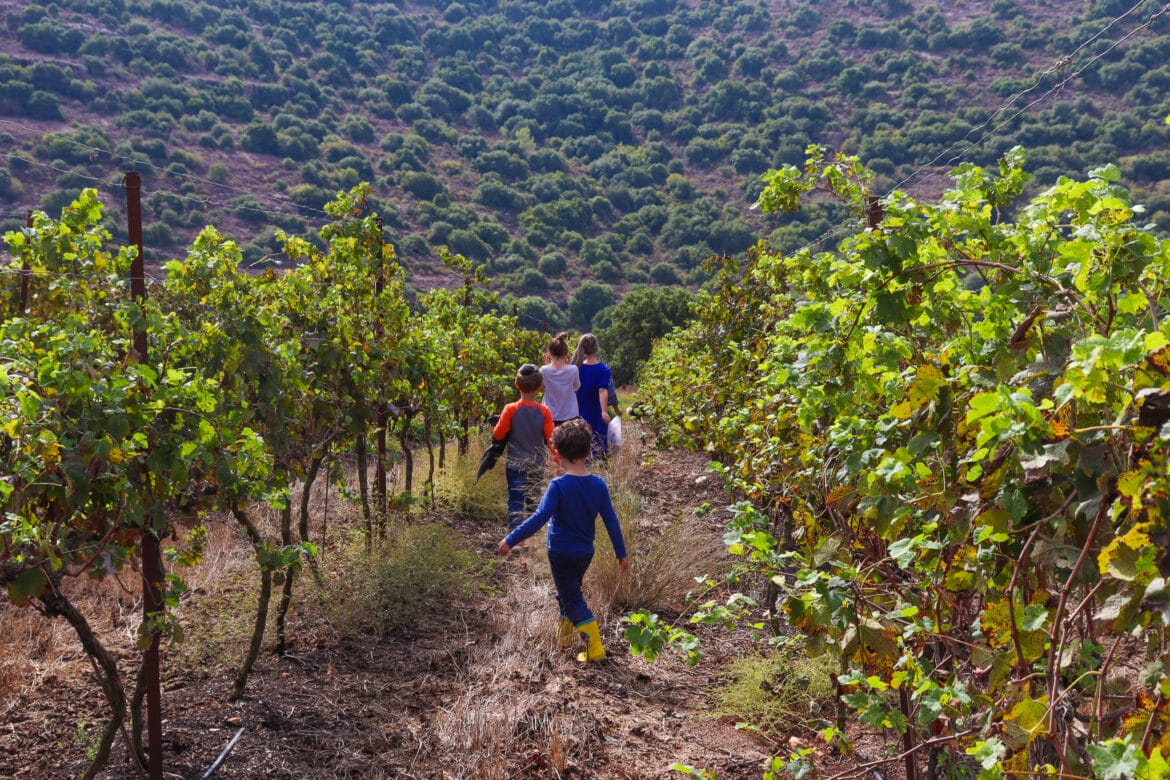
[200,727,246,780]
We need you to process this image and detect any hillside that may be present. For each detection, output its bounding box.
[2,0,1170,329]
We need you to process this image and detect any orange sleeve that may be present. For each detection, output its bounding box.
[493,403,516,441]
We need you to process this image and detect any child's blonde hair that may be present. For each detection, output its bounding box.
[571,333,599,367]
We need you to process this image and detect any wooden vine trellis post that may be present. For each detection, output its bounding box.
[125,171,164,780]
[374,217,389,537]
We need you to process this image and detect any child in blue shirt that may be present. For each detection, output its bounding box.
[498,418,631,662]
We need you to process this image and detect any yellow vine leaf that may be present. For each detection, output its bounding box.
[1098,524,1151,581]
[1046,403,1073,440]
[944,546,979,592]
[1003,695,1050,748]
[1117,470,1145,511]
[1148,344,1170,375]
[826,484,857,510]
[891,364,946,420]
[980,598,1047,661]
[1003,751,1030,774]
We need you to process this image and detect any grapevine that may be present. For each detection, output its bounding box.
[637,146,1170,778]
[0,186,545,775]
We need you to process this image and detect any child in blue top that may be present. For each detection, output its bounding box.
[498,418,630,662]
[571,332,613,459]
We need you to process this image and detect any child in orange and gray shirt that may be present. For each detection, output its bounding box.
[492,364,558,532]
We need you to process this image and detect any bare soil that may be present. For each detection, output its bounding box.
[0,444,881,780]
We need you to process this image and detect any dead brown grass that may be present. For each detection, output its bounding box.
[0,600,85,702]
[429,562,603,779]
[434,688,602,779]
[0,566,146,708]
[165,513,269,680]
[588,419,729,617]
[0,486,354,700]
[424,418,730,778]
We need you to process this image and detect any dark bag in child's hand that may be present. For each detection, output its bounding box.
[476,435,508,481]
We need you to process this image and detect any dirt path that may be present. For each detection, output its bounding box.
[1,444,782,780]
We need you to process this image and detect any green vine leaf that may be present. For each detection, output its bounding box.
[1088,739,1142,780]
[7,567,48,606]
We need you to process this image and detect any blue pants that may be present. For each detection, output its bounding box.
[548,550,595,626]
[505,467,540,532]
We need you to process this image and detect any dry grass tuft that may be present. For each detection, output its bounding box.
[430,562,602,779]
[486,573,572,657]
[0,601,85,700]
[588,514,727,617]
[0,573,141,703]
[314,523,485,638]
[433,689,602,779]
[0,509,267,702]
[429,433,509,521]
[710,649,837,735]
[165,513,268,679]
[177,512,258,593]
[587,419,729,616]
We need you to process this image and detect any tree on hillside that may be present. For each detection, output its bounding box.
[598,285,695,385]
[568,280,615,330]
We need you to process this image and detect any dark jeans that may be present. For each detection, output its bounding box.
[548,550,595,626]
[505,467,540,532]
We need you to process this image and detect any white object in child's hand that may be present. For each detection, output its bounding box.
[608,416,622,448]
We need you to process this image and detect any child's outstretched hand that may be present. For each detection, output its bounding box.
[617,556,630,573]
[498,539,511,556]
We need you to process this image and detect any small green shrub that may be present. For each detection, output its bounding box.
[537,251,567,275]
[168,552,260,680]
[318,524,483,636]
[710,649,836,735]
[429,432,507,521]
[208,163,230,183]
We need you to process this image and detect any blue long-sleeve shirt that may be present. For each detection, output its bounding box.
[504,473,627,559]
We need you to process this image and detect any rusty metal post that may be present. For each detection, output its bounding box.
[900,687,917,780]
[866,196,883,230]
[125,171,164,780]
[374,218,388,536]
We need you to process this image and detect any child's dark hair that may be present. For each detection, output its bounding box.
[548,331,570,359]
[515,363,543,394]
[552,418,592,461]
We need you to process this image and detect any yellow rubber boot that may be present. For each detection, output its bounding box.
[576,619,606,663]
[558,615,575,648]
